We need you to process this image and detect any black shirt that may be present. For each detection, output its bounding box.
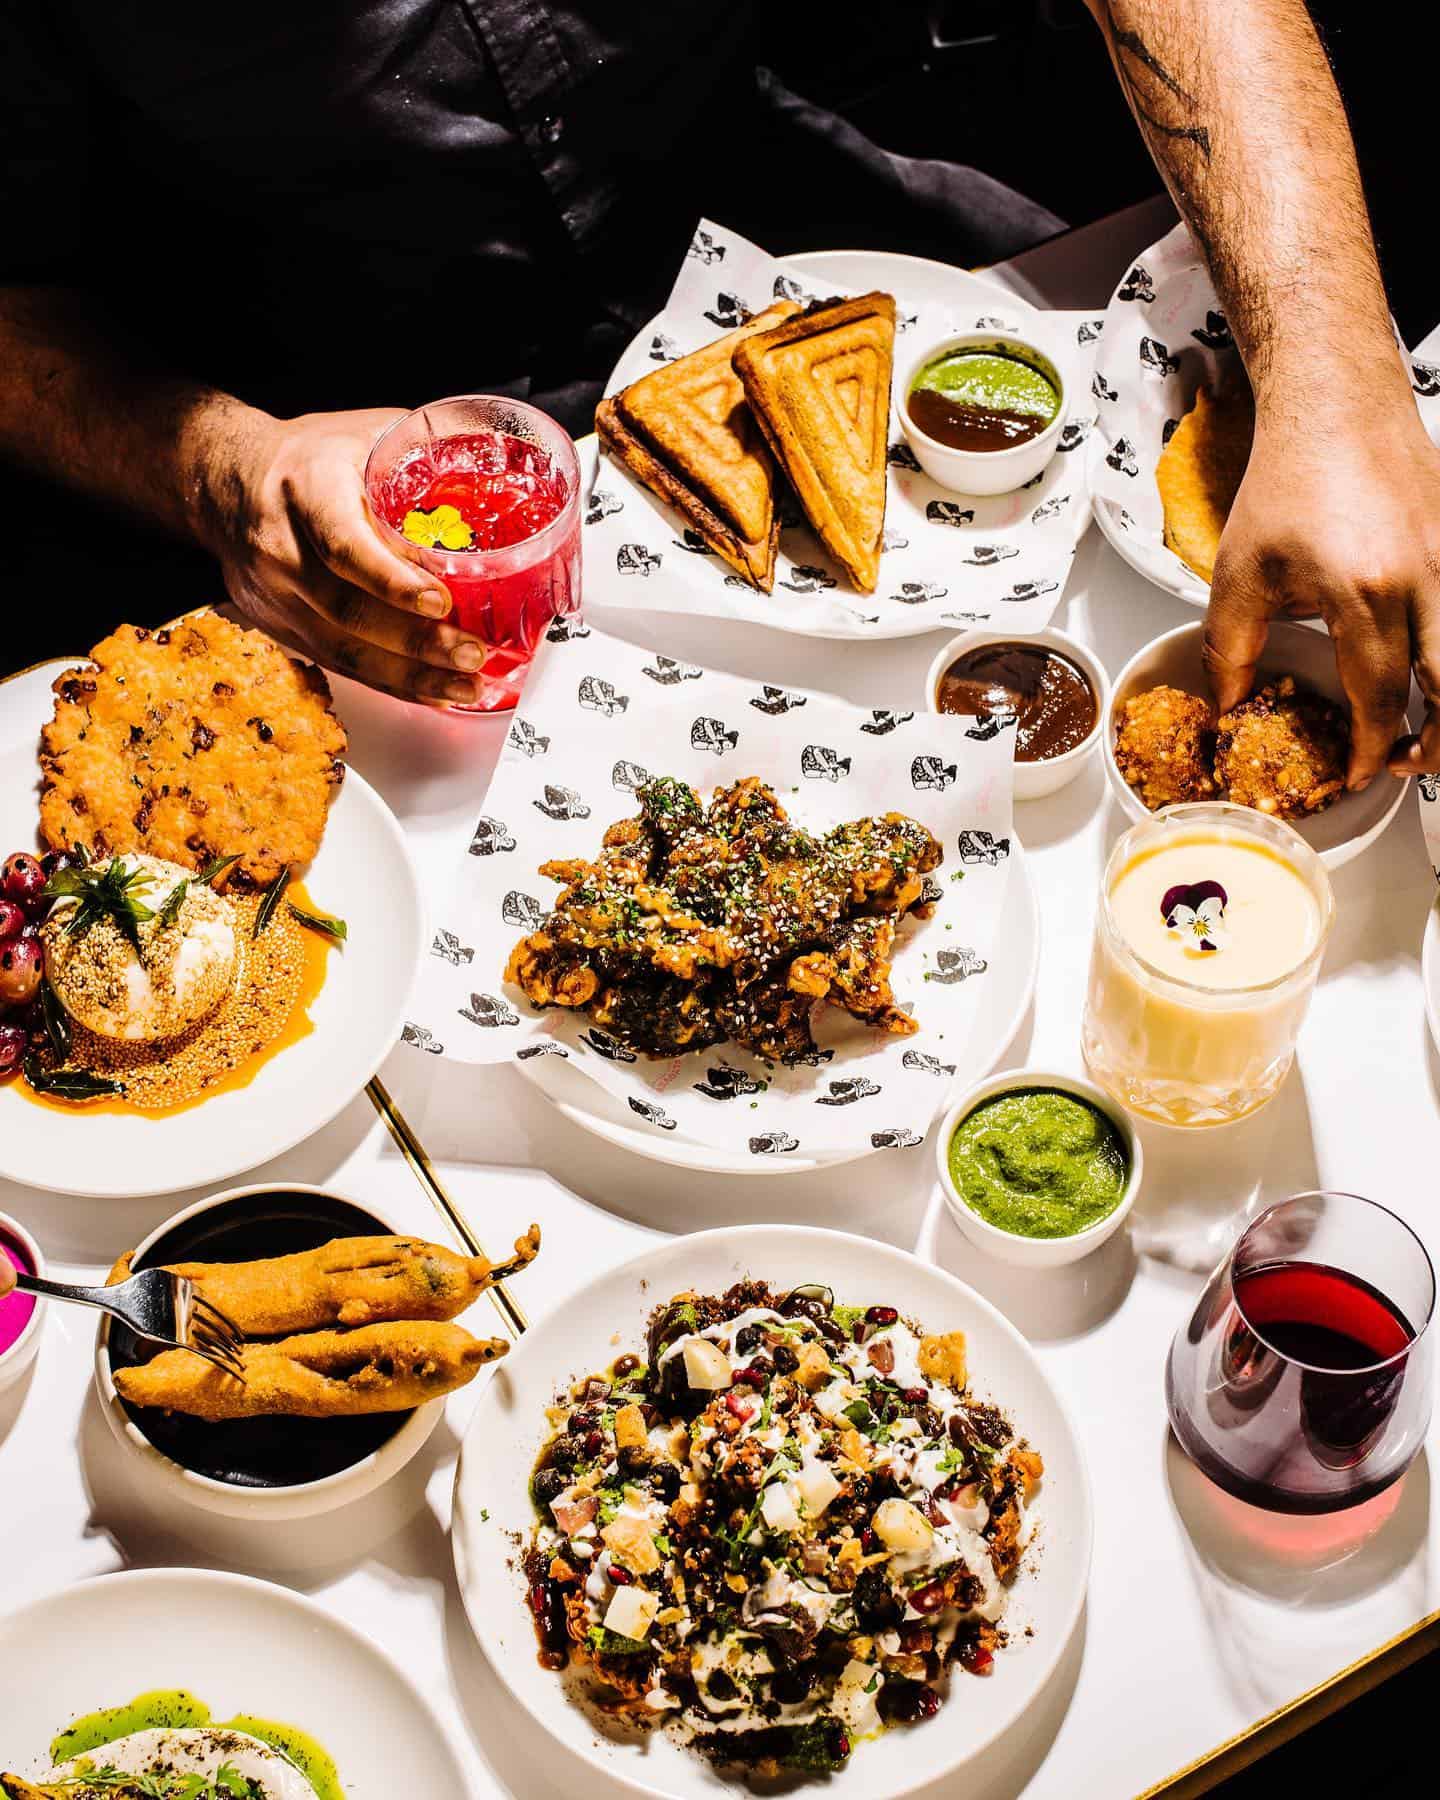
[0,2,1063,648]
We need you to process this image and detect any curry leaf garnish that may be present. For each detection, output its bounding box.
[156,879,189,930]
[253,866,292,938]
[198,851,240,887]
[40,979,71,1063]
[287,901,347,942]
[22,1053,123,1100]
[42,856,156,949]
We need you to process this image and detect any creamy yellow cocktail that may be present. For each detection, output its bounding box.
[1082,804,1334,1126]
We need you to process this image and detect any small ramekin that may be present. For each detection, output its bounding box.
[926,626,1110,801]
[0,1207,44,1394]
[899,331,1067,496]
[95,1181,446,1521]
[935,1067,1142,1269]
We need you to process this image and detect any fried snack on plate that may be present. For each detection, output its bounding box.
[114,1320,504,1420]
[107,1228,541,1338]
[1113,684,1219,810]
[733,292,895,592]
[1215,676,1348,818]
[39,612,347,893]
[597,299,799,590]
[1155,380,1255,583]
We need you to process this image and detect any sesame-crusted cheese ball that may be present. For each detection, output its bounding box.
[42,853,238,1041]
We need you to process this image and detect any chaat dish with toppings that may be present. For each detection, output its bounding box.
[523,1278,1043,1779]
[505,775,943,1065]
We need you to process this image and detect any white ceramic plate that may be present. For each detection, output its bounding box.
[1104,622,1409,870]
[1422,901,1440,1057]
[0,1567,470,1794]
[0,659,425,1197]
[515,843,1040,1173]
[452,1224,1092,1800]
[589,248,1092,643]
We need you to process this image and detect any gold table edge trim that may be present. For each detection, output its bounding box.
[4,620,1430,1786]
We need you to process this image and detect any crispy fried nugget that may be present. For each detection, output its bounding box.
[39,612,347,891]
[1113,684,1218,811]
[1156,380,1255,583]
[111,1228,541,1338]
[1215,676,1348,818]
[114,1320,504,1421]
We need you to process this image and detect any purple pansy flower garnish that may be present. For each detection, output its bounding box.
[1162,879,1229,953]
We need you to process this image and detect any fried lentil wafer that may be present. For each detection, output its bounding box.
[39,612,347,892]
[114,1320,504,1420]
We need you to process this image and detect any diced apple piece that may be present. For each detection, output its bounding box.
[551,1489,598,1535]
[683,1338,733,1391]
[873,1497,935,1553]
[604,1584,660,1641]
[793,1460,841,1518]
[760,1483,802,1534]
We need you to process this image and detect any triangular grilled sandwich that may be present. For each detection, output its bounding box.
[732,292,895,593]
[596,300,799,591]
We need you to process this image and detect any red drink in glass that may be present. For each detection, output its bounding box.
[366,396,581,711]
[1167,1192,1434,1513]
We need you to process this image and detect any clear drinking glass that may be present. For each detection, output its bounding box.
[364,395,582,712]
[1081,802,1334,1127]
[1166,1192,1435,1514]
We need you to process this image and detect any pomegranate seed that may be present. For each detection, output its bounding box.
[860,1527,877,1554]
[583,1431,604,1458]
[725,1390,757,1421]
[609,1565,633,1585]
[732,1364,767,1387]
[902,1386,929,1405]
[962,1645,994,1676]
[866,1305,898,1327]
[910,1582,947,1615]
[836,1733,851,1760]
[915,1686,941,1718]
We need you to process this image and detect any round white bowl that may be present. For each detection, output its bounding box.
[95,1180,445,1521]
[1103,620,1411,870]
[926,626,1110,801]
[0,1207,44,1394]
[935,1067,1143,1269]
[899,330,1067,496]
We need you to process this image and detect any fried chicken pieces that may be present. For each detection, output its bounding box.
[108,1228,539,1421]
[1114,677,1349,821]
[506,776,941,1063]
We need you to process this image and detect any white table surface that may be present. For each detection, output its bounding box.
[5,196,1439,1800]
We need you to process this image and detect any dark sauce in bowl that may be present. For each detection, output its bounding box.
[937,642,1097,762]
[108,1189,410,1489]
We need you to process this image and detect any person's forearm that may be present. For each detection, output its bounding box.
[1086,0,1411,419]
[0,286,266,551]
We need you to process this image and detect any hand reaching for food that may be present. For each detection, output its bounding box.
[1203,398,1440,789]
[199,406,491,706]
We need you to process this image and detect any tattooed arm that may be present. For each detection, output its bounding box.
[1085,0,1440,783]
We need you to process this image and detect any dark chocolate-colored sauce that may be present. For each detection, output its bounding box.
[937,642,1097,762]
[906,385,1051,451]
[109,1189,409,1489]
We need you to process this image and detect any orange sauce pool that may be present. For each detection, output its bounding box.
[14,879,336,1120]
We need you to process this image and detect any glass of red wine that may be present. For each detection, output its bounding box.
[1167,1192,1434,1514]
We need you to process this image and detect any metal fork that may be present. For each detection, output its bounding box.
[13,1268,247,1381]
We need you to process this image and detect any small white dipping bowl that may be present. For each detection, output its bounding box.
[926,626,1110,801]
[1104,620,1411,871]
[0,1207,44,1394]
[935,1067,1142,1269]
[95,1180,447,1521]
[900,330,1067,496]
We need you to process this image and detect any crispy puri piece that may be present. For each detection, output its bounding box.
[506,774,940,1063]
[733,293,895,592]
[1156,380,1255,583]
[1215,675,1348,817]
[599,300,799,591]
[1113,685,1219,810]
[114,1320,504,1421]
[106,1229,541,1337]
[39,613,347,892]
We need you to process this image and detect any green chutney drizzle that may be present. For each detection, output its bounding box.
[49,1689,343,1800]
[908,348,1060,450]
[947,1089,1128,1238]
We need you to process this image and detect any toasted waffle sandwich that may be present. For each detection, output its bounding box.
[596,300,799,590]
[732,292,895,593]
